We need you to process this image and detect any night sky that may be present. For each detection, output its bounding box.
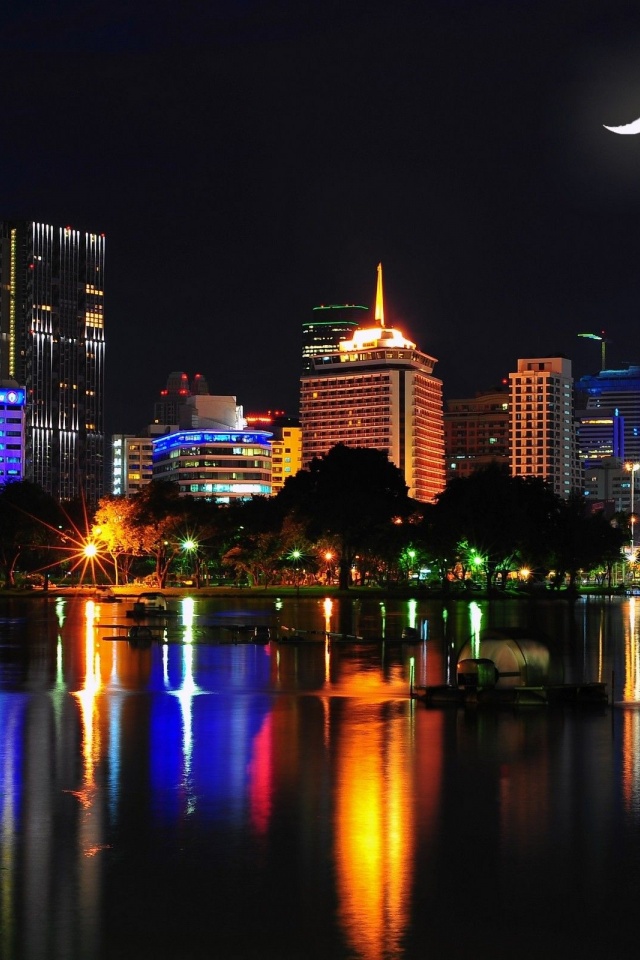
[2,0,640,436]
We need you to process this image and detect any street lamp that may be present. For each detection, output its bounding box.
[83,541,99,587]
[288,548,302,596]
[625,462,640,563]
[181,538,199,587]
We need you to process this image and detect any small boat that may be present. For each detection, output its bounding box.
[126,592,177,618]
[94,587,122,603]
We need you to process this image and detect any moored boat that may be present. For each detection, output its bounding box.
[126,592,177,618]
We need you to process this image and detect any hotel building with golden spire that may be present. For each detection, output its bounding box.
[300,264,445,502]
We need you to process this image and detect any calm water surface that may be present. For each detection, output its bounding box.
[2,593,640,960]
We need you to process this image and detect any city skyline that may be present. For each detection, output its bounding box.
[2,2,640,437]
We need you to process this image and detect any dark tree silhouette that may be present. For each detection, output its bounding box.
[0,480,61,587]
[428,464,561,591]
[277,444,412,589]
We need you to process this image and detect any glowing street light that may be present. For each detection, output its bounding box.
[181,538,199,587]
[288,548,303,596]
[625,462,640,562]
[82,541,99,586]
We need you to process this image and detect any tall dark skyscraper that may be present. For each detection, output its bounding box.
[302,303,369,372]
[0,221,106,503]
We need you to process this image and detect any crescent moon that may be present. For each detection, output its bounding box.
[604,117,640,134]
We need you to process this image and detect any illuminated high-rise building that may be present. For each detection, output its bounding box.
[0,221,105,503]
[509,356,581,498]
[576,407,624,466]
[444,386,510,481]
[576,405,627,512]
[578,366,640,463]
[300,264,445,502]
[302,304,369,372]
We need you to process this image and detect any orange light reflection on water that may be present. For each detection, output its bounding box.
[335,706,413,960]
[623,598,640,702]
[70,601,102,802]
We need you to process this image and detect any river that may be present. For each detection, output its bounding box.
[1,593,640,959]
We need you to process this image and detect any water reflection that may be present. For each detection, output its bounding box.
[335,702,414,959]
[3,595,640,958]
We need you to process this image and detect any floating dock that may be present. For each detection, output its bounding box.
[415,681,608,708]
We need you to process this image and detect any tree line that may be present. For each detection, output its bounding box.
[0,444,630,592]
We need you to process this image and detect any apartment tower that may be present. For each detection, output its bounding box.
[509,356,581,498]
[300,264,445,502]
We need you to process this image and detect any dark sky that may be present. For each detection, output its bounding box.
[2,0,640,435]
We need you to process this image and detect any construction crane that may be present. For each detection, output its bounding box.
[578,331,611,371]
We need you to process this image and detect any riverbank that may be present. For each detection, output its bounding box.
[0,583,627,601]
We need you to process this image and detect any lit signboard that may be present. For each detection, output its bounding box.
[0,388,25,406]
[153,430,273,454]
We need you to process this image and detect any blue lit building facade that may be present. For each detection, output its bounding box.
[0,384,25,485]
[152,430,272,501]
[576,407,625,465]
[578,367,640,463]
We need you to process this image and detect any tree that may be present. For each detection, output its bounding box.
[429,465,561,591]
[548,494,625,591]
[221,497,304,587]
[0,481,62,587]
[129,481,190,588]
[277,444,412,589]
[93,495,143,584]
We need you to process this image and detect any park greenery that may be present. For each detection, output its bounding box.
[0,444,632,593]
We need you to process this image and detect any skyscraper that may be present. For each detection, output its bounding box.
[300,264,445,502]
[302,304,369,372]
[0,221,106,503]
[577,366,640,463]
[509,356,581,498]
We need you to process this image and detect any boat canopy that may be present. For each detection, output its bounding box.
[457,629,562,688]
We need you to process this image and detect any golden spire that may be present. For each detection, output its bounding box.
[375,262,385,328]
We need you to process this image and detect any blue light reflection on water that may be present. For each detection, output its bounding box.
[149,643,273,823]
